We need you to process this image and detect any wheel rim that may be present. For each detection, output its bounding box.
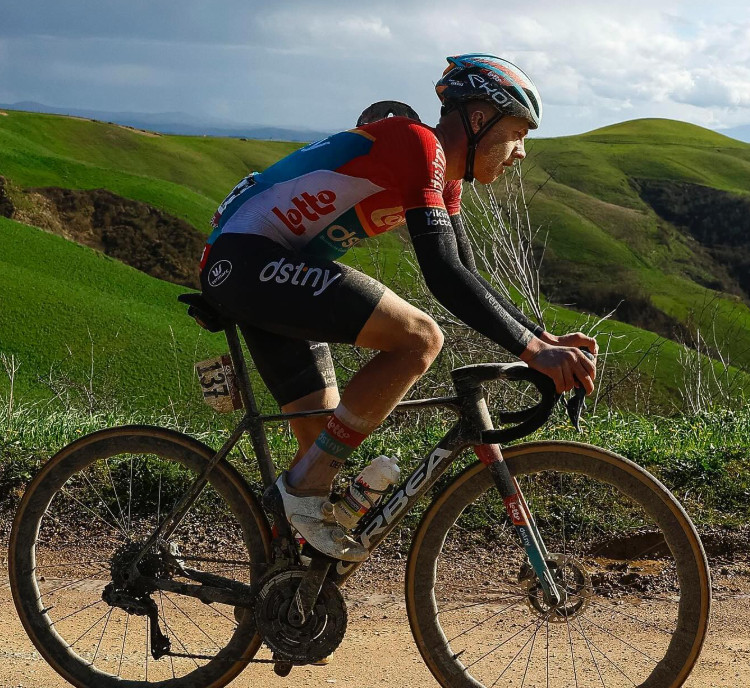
[10,428,270,688]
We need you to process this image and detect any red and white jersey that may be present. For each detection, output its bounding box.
[201,117,462,265]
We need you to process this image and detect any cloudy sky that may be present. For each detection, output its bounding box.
[1,0,750,137]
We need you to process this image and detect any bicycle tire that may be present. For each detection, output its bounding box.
[406,441,711,688]
[9,425,272,688]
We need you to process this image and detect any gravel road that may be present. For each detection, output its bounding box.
[1,553,749,688]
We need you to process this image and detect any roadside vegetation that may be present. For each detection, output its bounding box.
[1,381,748,535]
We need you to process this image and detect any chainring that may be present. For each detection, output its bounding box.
[254,567,347,664]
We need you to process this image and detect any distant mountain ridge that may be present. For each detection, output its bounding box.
[0,101,334,142]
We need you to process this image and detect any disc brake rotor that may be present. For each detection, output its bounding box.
[520,553,593,622]
[254,567,347,664]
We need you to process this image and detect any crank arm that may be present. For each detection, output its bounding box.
[290,557,332,625]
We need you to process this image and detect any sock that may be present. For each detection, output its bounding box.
[287,404,374,492]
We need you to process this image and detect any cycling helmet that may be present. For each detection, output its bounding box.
[435,54,542,181]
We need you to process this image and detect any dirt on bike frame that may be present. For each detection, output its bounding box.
[129,293,566,618]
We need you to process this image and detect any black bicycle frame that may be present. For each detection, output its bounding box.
[137,322,563,606]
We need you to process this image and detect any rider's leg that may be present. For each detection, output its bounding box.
[286,288,443,493]
[283,387,340,466]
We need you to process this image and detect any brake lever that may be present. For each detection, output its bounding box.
[565,349,595,433]
[566,386,586,432]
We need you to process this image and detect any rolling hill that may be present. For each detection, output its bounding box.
[1,109,749,410]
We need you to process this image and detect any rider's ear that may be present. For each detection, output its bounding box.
[469,107,485,135]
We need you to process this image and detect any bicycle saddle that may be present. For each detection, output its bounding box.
[178,292,232,332]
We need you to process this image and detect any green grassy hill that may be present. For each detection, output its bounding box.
[1,110,749,411]
[0,214,230,409]
[0,109,301,230]
[523,118,750,366]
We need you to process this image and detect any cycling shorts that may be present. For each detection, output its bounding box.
[200,233,386,406]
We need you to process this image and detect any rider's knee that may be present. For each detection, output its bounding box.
[402,314,444,373]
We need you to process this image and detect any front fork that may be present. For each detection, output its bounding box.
[475,444,562,607]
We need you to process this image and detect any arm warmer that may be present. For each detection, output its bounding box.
[406,207,538,357]
[449,213,544,337]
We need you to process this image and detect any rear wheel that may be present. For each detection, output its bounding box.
[9,425,272,688]
[406,441,711,688]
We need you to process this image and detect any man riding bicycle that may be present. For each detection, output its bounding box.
[199,54,598,562]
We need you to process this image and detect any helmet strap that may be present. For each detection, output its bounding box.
[457,103,503,183]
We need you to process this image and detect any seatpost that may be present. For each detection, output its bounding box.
[225,325,277,489]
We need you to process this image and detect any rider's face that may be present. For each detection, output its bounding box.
[471,113,529,185]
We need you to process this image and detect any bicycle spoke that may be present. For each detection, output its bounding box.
[440,592,526,615]
[446,597,525,644]
[519,609,540,688]
[40,569,109,598]
[105,457,128,536]
[158,591,177,679]
[489,617,545,687]
[70,607,112,648]
[566,591,678,635]
[159,610,202,669]
[91,607,114,665]
[464,616,544,671]
[60,487,127,539]
[579,611,660,665]
[81,471,129,537]
[35,559,111,571]
[118,612,129,677]
[53,598,105,625]
[571,619,639,687]
[563,608,579,688]
[163,593,223,652]
[573,615,606,688]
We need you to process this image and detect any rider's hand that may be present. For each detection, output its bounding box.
[520,338,596,395]
[539,330,599,356]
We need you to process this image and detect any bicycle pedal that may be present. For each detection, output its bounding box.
[273,659,293,677]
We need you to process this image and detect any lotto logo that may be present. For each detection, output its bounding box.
[271,190,337,235]
[504,494,526,526]
[371,207,404,229]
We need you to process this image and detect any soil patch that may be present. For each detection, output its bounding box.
[5,179,205,288]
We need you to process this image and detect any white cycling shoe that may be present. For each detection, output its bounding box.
[274,472,369,562]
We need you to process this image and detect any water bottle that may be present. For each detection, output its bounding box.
[334,456,400,530]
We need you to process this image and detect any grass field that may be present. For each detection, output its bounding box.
[2,110,750,410]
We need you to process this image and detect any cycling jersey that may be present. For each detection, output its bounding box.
[201,117,462,268]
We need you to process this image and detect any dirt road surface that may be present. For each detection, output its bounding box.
[1,554,749,688]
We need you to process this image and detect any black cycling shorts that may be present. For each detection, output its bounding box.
[200,233,386,406]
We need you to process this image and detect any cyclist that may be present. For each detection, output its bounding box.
[200,54,598,561]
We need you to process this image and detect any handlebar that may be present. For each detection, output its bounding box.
[450,362,560,445]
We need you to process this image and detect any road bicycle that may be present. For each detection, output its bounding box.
[9,292,711,687]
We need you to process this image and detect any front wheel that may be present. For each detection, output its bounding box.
[9,425,272,688]
[406,441,711,688]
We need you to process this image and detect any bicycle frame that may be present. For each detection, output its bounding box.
[133,323,563,606]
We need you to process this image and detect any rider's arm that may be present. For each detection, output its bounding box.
[449,213,544,338]
[406,206,537,357]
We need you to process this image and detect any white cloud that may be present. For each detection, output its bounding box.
[4,1,750,134]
